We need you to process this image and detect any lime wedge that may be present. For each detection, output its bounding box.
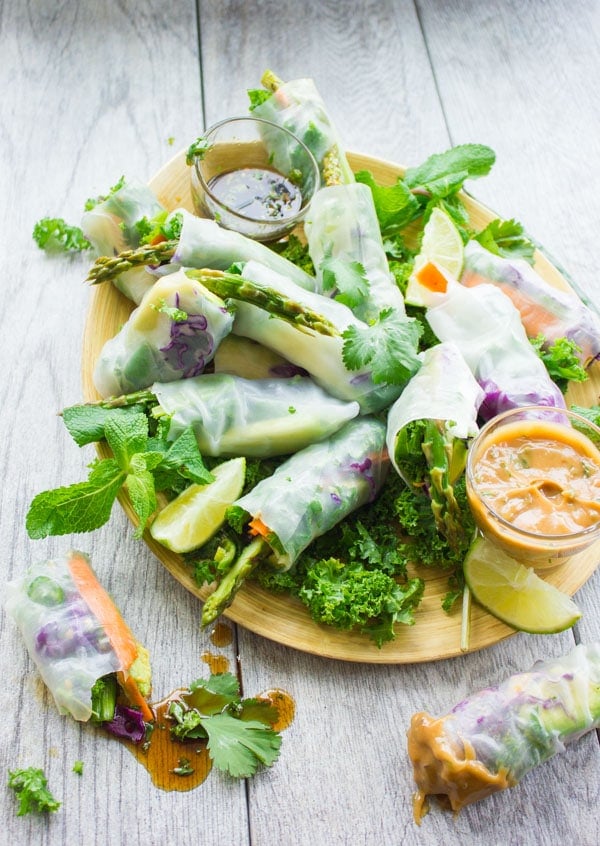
[150,457,245,553]
[405,208,464,306]
[463,536,582,634]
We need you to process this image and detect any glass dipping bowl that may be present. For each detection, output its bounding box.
[189,116,320,242]
[466,405,600,569]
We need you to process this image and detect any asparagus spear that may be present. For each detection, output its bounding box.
[202,537,269,626]
[87,241,177,285]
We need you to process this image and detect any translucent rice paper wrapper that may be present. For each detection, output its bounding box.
[462,240,600,366]
[81,179,165,304]
[422,279,566,419]
[6,554,121,722]
[93,268,234,397]
[153,373,360,458]
[172,209,316,292]
[235,416,389,568]
[408,642,600,818]
[304,182,406,322]
[232,260,402,414]
[252,77,355,185]
[386,342,484,478]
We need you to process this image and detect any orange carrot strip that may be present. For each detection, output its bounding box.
[248,517,271,538]
[415,261,448,293]
[66,551,153,722]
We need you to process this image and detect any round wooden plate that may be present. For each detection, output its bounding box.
[82,150,600,663]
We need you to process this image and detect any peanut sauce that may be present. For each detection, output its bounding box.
[407,712,512,823]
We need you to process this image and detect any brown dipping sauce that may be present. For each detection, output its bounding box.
[407,712,513,823]
[208,167,302,221]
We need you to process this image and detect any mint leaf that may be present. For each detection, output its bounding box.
[404,144,495,196]
[355,170,420,234]
[474,218,536,264]
[104,412,149,469]
[342,308,422,385]
[62,404,148,447]
[202,712,282,777]
[26,460,126,538]
[158,427,214,487]
[319,248,369,308]
[126,469,157,538]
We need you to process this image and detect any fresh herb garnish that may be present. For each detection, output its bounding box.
[32,217,91,253]
[8,767,61,816]
[530,334,588,391]
[475,218,536,264]
[342,307,422,385]
[319,247,370,308]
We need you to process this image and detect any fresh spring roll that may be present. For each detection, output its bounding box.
[409,265,566,419]
[172,208,317,292]
[231,260,410,414]
[407,642,600,822]
[201,417,389,624]
[81,179,166,304]
[461,240,600,366]
[385,342,484,546]
[304,182,406,323]
[251,72,355,185]
[93,268,234,397]
[6,550,152,736]
[152,373,360,458]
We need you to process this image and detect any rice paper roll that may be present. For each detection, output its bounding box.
[81,179,165,304]
[232,260,405,414]
[234,417,388,569]
[5,551,151,723]
[304,182,406,322]
[153,373,360,457]
[461,240,600,366]
[415,273,566,419]
[93,268,234,397]
[251,76,354,185]
[408,642,600,822]
[172,208,317,292]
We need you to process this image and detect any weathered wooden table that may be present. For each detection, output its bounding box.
[2,2,600,844]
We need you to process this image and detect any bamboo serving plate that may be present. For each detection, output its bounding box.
[82,150,600,663]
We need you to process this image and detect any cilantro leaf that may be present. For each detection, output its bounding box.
[354,170,420,234]
[474,218,536,264]
[342,308,422,385]
[32,217,91,253]
[248,88,272,111]
[8,767,61,816]
[26,460,126,538]
[202,712,282,778]
[190,672,240,699]
[319,248,369,308]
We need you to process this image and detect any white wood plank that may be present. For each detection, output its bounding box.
[0,3,248,844]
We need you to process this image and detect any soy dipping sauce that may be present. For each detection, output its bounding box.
[208,167,302,221]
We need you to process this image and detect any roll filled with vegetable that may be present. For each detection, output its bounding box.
[250,70,355,185]
[81,178,166,304]
[304,182,406,323]
[228,260,419,414]
[6,551,152,737]
[201,416,389,624]
[152,373,360,457]
[408,262,566,419]
[461,240,600,366]
[407,642,600,822]
[87,208,317,293]
[386,342,483,546]
[93,268,234,397]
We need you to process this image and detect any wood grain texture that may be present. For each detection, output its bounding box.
[1,0,600,844]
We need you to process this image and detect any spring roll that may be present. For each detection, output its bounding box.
[201,417,389,624]
[251,73,355,185]
[230,260,410,414]
[461,240,600,366]
[93,268,234,397]
[304,182,406,322]
[6,551,152,732]
[152,373,360,457]
[385,342,483,545]
[408,264,566,419]
[407,642,600,822]
[81,179,166,304]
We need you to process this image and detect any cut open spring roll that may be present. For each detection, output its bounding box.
[6,551,152,733]
[408,642,600,822]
